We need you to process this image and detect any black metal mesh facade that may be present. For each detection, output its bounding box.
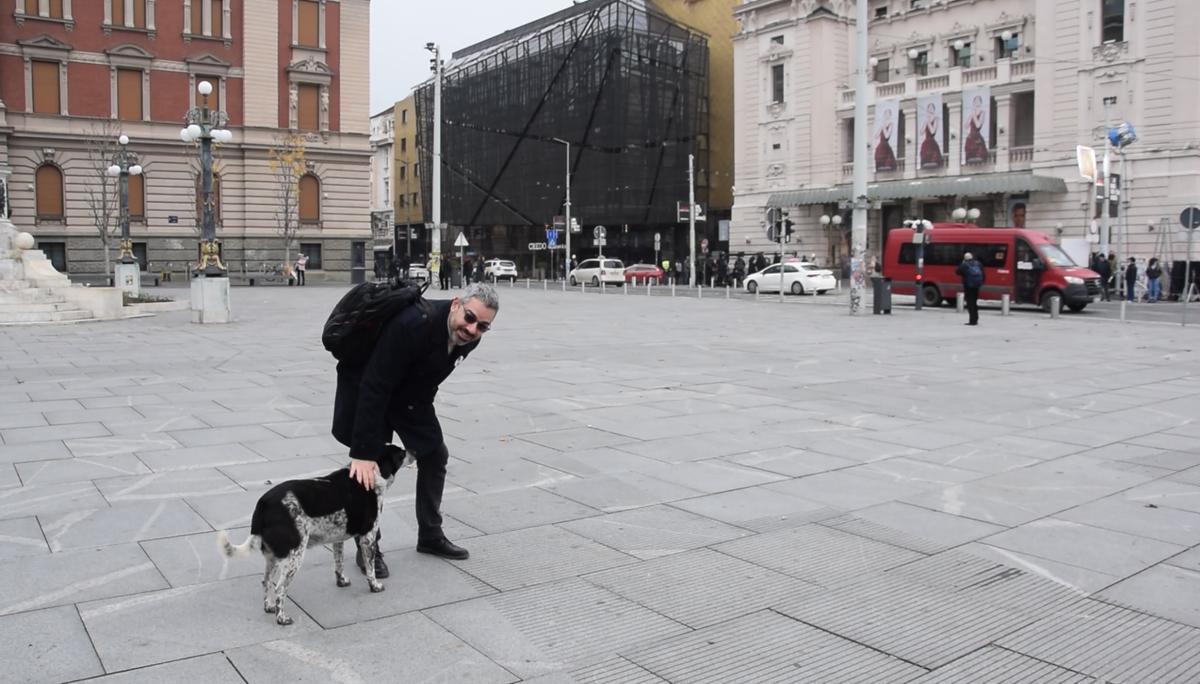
[415,0,709,264]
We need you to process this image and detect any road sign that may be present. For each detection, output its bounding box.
[700,238,709,253]
[654,232,661,250]
[593,225,606,239]
[546,228,558,246]
[425,222,435,230]
[677,201,690,222]
[454,232,468,247]
[596,237,607,247]
[1181,207,1200,230]
[552,215,565,228]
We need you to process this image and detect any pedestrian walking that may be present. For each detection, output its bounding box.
[1094,253,1112,301]
[1146,257,1163,302]
[955,251,984,325]
[439,255,452,290]
[1125,257,1138,302]
[333,283,500,575]
[295,253,308,286]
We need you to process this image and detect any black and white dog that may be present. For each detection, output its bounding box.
[217,445,409,626]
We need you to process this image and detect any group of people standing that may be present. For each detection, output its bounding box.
[1091,253,1166,302]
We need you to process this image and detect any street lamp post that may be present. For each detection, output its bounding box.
[425,43,444,280]
[552,137,571,281]
[180,80,233,277]
[107,135,143,295]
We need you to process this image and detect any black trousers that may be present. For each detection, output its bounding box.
[412,442,449,540]
[297,270,306,286]
[964,286,980,324]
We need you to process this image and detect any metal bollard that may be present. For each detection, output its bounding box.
[623,282,628,295]
[726,285,731,300]
[671,281,676,297]
[526,278,530,289]
[956,292,965,313]
[698,285,703,300]
[1001,293,1010,316]
[601,282,606,294]
[1050,295,1061,318]
[580,283,585,294]
[755,286,760,302]
[1120,300,1126,322]
[543,280,547,291]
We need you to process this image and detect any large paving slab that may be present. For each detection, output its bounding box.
[3,285,1200,681]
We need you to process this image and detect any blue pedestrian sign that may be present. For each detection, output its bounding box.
[546,228,558,246]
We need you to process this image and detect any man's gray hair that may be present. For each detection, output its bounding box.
[463,282,500,312]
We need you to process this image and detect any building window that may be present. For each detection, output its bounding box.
[112,0,147,28]
[874,5,888,19]
[25,0,65,18]
[771,64,784,103]
[188,0,224,36]
[299,173,320,223]
[873,57,890,83]
[35,164,64,221]
[399,166,406,180]
[129,173,145,221]
[400,138,407,153]
[31,60,61,114]
[298,0,321,47]
[38,241,67,271]
[911,50,928,75]
[951,42,972,67]
[770,35,784,45]
[411,192,418,206]
[117,69,143,121]
[1011,92,1035,146]
[197,76,221,112]
[401,108,408,124]
[196,173,222,224]
[398,194,407,208]
[299,243,322,270]
[842,118,855,162]
[995,33,1020,59]
[1102,0,1124,43]
[297,83,320,131]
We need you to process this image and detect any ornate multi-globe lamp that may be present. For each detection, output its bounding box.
[180,80,234,276]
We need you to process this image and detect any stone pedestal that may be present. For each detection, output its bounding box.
[115,262,141,297]
[190,276,231,324]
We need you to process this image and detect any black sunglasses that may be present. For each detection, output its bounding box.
[462,306,492,332]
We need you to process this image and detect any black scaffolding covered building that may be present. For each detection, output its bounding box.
[415,0,710,275]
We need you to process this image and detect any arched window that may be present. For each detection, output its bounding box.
[35,164,64,221]
[299,173,320,224]
[196,172,222,226]
[128,173,145,222]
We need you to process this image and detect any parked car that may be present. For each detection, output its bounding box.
[624,263,665,284]
[569,258,625,286]
[483,259,519,281]
[744,262,837,295]
[406,264,430,282]
[881,224,1101,312]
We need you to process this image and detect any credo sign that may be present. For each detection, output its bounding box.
[528,242,564,251]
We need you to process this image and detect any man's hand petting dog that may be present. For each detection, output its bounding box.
[349,458,379,489]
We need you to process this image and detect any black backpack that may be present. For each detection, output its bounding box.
[322,279,430,364]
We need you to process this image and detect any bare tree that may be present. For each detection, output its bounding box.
[81,120,124,277]
[267,132,307,268]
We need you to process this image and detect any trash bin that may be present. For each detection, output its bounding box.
[871,276,893,315]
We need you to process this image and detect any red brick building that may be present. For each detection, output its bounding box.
[0,0,371,280]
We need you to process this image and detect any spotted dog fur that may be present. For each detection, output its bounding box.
[217,445,410,626]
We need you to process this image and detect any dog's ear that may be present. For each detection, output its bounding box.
[377,445,405,480]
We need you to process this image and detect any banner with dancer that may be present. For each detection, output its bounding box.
[961,86,991,165]
[873,98,900,172]
[917,93,944,169]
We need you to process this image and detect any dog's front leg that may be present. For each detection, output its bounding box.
[332,541,351,587]
[358,533,385,593]
[272,546,306,625]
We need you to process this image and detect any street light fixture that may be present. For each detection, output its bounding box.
[180,79,233,276]
[106,135,143,268]
[952,207,967,221]
[425,43,444,275]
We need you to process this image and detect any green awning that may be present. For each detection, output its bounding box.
[767,172,1069,207]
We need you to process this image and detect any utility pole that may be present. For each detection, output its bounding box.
[688,154,696,287]
[553,138,572,281]
[1100,100,1112,261]
[850,0,869,314]
[426,43,443,277]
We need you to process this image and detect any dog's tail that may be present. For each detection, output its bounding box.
[216,530,261,558]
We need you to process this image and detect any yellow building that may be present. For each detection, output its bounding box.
[393,93,425,261]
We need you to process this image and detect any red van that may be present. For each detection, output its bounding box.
[882,224,1102,312]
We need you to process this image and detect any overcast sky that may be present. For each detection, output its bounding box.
[370,0,575,115]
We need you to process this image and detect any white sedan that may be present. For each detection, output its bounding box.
[569,258,625,286]
[744,262,837,295]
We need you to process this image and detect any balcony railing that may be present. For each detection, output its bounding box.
[917,73,950,91]
[842,162,854,177]
[876,82,906,98]
[842,90,856,105]
[1011,59,1035,77]
[963,65,996,84]
[1009,146,1033,167]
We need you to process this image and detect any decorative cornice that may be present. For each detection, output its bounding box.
[105,43,155,60]
[17,34,73,52]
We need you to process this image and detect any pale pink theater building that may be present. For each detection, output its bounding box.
[732,0,1200,271]
[0,0,372,281]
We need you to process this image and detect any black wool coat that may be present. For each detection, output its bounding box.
[332,299,479,462]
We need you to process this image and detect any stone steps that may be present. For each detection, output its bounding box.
[0,288,95,324]
[0,307,94,323]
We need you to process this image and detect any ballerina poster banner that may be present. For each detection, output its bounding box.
[961,86,991,165]
[873,99,900,172]
[917,93,944,170]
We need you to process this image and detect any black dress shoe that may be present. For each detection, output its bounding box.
[356,544,390,579]
[417,537,470,560]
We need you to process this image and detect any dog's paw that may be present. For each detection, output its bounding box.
[336,576,351,588]
[276,613,294,626]
[369,581,385,593]
[264,604,278,614]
